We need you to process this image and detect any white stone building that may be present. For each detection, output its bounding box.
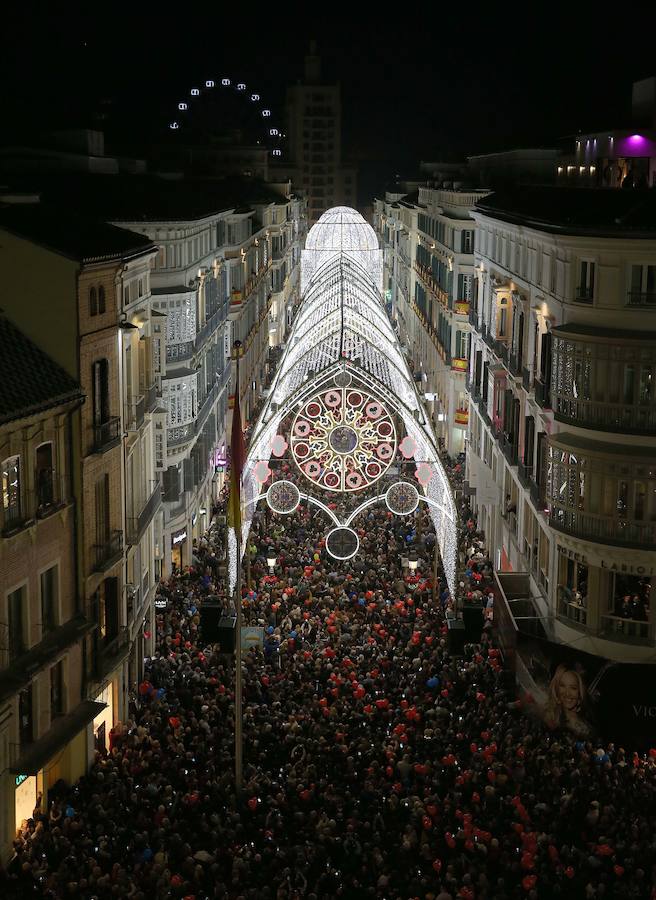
[466,186,656,660]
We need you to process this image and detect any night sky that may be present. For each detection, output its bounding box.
[4,5,654,202]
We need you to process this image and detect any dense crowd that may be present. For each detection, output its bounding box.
[4,454,656,899]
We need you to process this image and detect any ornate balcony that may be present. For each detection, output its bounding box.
[93,417,121,453]
[93,530,124,572]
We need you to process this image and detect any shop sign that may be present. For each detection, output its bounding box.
[172,529,187,546]
[557,540,654,576]
[15,773,29,788]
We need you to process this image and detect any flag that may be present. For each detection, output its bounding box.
[227,387,246,531]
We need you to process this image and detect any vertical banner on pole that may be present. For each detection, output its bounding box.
[228,340,245,792]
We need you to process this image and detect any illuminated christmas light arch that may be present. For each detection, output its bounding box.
[230,208,458,597]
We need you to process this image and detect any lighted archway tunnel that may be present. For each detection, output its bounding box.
[230,207,458,596]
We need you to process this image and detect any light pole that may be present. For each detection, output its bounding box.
[267,552,277,574]
[408,552,418,573]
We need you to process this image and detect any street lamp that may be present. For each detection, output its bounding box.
[408,553,418,572]
[267,553,277,573]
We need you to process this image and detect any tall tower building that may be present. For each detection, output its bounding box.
[285,42,357,224]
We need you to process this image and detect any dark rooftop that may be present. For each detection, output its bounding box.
[0,203,155,263]
[0,316,82,425]
[0,173,289,223]
[475,186,656,236]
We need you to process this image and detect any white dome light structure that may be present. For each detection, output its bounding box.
[301,207,383,293]
[230,207,458,598]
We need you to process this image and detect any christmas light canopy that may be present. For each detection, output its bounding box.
[230,208,459,599]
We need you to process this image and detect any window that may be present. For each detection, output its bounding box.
[92,359,110,426]
[8,585,26,658]
[36,442,55,512]
[89,286,97,317]
[98,285,106,314]
[18,684,33,745]
[95,473,110,551]
[455,331,469,360]
[41,566,58,636]
[50,661,65,718]
[2,455,21,527]
[577,260,595,302]
[629,264,656,305]
[461,230,474,253]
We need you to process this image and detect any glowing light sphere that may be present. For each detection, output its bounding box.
[253,461,272,484]
[399,435,417,459]
[291,389,396,492]
[221,78,231,86]
[169,122,180,130]
[190,88,200,96]
[205,80,215,88]
[251,93,260,101]
[415,463,433,486]
[266,480,300,515]
[262,109,271,117]
[269,128,279,136]
[237,82,246,91]
[325,526,360,560]
[385,482,420,516]
[271,434,288,457]
[272,150,282,157]
[178,102,188,111]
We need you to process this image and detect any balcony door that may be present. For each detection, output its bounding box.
[36,442,54,510]
[95,474,110,551]
[92,359,110,426]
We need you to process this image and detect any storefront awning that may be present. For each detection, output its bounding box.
[10,700,106,775]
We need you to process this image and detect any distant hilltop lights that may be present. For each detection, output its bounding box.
[168,76,283,157]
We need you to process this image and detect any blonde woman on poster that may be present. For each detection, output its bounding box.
[543,664,594,738]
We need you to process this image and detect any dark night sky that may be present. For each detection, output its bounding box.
[4,4,654,201]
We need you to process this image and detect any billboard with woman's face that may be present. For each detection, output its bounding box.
[513,633,655,747]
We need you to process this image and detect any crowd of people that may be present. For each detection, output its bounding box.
[4,452,656,899]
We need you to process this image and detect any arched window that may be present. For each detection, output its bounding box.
[89,286,97,317]
[98,285,106,314]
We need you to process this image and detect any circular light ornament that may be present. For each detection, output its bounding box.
[290,389,396,492]
[325,526,360,560]
[266,480,300,515]
[386,482,420,516]
[333,368,352,388]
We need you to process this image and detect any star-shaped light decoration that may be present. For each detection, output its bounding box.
[271,434,288,457]
[399,436,417,459]
[415,462,433,487]
[253,461,272,484]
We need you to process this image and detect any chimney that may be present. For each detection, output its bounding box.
[631,76,656,130]
[305,40,321,84]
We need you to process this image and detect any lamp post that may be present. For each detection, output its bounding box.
[267,552,277,574]
[408,552,418,573]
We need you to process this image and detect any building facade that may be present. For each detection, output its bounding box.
[282,43,357,224]
[112,181,306,575]
[374,185,489,454]
[466,187,656,660]
[0,204,160,771]
[0,317,88,861]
